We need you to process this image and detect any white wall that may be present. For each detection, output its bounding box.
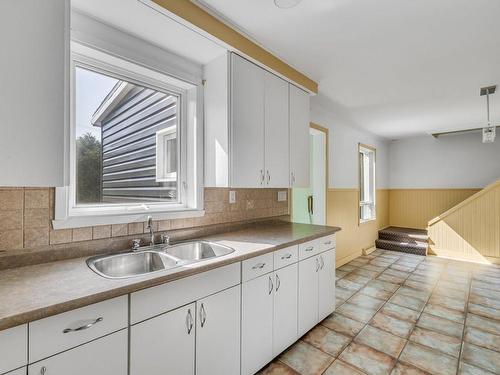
[311,95,390,189]
[389,133,500,188]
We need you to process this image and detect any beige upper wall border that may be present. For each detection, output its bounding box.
[152,0,318,94]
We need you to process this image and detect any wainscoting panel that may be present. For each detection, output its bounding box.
[327,189,389,267]
[389,189,479,230]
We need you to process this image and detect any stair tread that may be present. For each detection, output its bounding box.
[375,239,428,248]
[379,226,429,242]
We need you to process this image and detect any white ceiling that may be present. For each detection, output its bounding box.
[199,0,500,139]
[71,0,225,66]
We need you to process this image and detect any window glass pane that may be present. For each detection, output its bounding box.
[75,66,179,205]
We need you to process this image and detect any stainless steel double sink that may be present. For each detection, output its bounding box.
[87,241,235,279]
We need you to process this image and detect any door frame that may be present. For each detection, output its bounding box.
[290,123,329,223]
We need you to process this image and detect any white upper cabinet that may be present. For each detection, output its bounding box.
[289,84,310,188]
[264,72,290,188]
[0,0,67,187]
[230,53,265,188]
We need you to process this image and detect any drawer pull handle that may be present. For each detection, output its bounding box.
[63,317,103,333]
[252,262,266,270]
[41,367,47,375]
[186,308,194,334]
[305,246,314,252]
[324,241,332,245]
[281,253,292,260]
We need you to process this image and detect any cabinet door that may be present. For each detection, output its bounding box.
[5,368,26,375]
[241,274,274,375]
[273,264,298,356]
[289,84,310,188]
[0,0,67,186]
[318,250,336,320]
[264,72,290,188]
[130,303,195,375]
[196,286,240,375]
[231,53,265,188]
[28,330,127,375]
[298,256,319,336]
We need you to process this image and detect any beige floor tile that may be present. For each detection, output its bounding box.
[466,313,500,336]
[391,264,416,273]
[423,304,465,324]
[399,342,458,375]
[360,285,394,300]
[343,273,371,285]
[349,293,386,310]
[409,327,462,357]
[336,278,364,292]
[461,342,500,374]
[302,325,351,357]
[416,313,463,338]
[469,294,500,310]
[361,264,387,273]
[380,303,421,323]
[279,341,334,375]
[470,286,500,301]
[464,327,500,353]
[384,268,410,279]
[355,325,407,358]
[336,286,356,301]
[468,304,500,321]
[389,294,426,312]
[403,280,435,292]
[338,264,357,272]
[370,279,400,293]
[371,313,414,338]
[458,361,496,375]
[378,273,406,285]
[339,342,396,375]
[351,268,379,279]
[391,361,431,375]
[337,302,379,324]
[321,313,365,337]
[323,359,365,375]
[428,294,466,312]
[258,362,300,375]
[395,286,431,302]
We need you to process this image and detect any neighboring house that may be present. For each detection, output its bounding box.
[91,81,178,203]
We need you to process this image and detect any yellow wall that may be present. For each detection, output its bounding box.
[152,0,318,93]
[428,181,500,263]
[327,189,389,266]
[389,189,479,229]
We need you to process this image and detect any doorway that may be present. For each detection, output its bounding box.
[292,123,328,225]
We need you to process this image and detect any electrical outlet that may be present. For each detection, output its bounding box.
[277,191,287,202]
[229,190,236,204]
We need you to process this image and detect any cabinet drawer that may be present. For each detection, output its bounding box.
[29,295,127,363]
[298,239,320,260]
[274,245,298,270]
[318,235,336,253]
[131,262,240,324]
[242,253,273,282]
[0,324,27,374]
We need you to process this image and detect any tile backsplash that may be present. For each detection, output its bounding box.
[0,187,289,252]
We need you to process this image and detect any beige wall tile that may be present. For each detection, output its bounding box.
[25,189,50,209]
[111,224,128,238]
[72,227,93,242]
[24,208,50,229]
[0,189,24,210]
[158,220,171,231]
[0,210,23,230]
[128,222,143,235]
[25,228,49,248]
[93,225,111,240]
[0,230,23,251]
[49,229,72,245]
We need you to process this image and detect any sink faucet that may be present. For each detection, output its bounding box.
[146,216,155,246]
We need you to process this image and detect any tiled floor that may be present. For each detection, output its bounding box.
[259,249,500,375]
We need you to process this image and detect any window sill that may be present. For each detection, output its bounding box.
[359,217,377,225]
[52,209,205,230]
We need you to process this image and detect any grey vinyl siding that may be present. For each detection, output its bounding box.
[99,86,178,203]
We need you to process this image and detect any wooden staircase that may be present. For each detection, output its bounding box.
[376,227,428,256]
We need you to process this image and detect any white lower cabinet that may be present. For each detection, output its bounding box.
[5,368,26,375]
[196,285,241,375]
[0,324,27,375]
[27,330,127,375]
[130,303,195,375]
[241,263,299,375]
[298,249,336,336]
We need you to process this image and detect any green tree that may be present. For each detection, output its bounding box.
[76,132,102,203]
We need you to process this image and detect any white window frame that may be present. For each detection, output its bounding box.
[156,125,178,182]
[53,42,204,229]
[359,144,376,224]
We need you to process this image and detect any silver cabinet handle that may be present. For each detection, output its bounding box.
[315,258,320,272]
[291,172,296,186]
[63,317,103,333]
[281,253,292,260]
[266,170,270,184]
[186,308,193,334]
[268,275,274,295]
[324,240,332,245]
[260,170,264,185]
[320,255,325,270]
[275,274,281,292]
[200,303,207,328]
[41,367,47,375]
[305,246,314,252]
[252,262,266,270]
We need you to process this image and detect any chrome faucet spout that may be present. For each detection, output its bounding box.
[146,216,155,246]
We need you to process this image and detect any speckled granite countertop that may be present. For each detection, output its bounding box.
[0,222,340,330]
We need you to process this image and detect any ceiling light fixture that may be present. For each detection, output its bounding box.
[274,0,303,9]
[480,85,497,143]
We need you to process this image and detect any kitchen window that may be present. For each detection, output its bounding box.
[359,144,376,223]
[54,43,203,229]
